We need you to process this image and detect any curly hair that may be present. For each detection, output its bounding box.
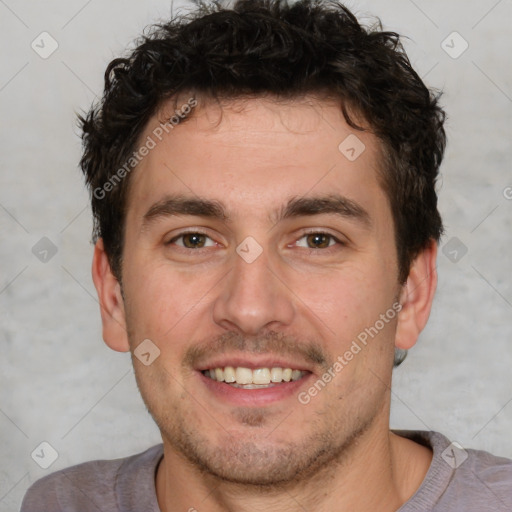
[79,0,446,286]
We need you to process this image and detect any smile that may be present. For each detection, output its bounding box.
[202,366,308,388]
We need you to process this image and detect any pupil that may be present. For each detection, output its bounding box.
[308,233,328,248]
[184,233,205,248]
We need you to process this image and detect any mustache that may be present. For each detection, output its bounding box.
[183,330,330,371]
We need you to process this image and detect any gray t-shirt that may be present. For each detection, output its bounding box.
[20,431,512,511]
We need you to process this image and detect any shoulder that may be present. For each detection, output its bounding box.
[422,430,512,484]
[452,439,512,505]
[396,430,512,511]
[20,444,164,512]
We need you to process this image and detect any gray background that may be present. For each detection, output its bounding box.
[1,0,511,509]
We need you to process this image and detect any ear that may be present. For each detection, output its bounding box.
[395,240,438,350]
[91,239,130,352]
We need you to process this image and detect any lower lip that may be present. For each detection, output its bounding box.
[197,371,313,407]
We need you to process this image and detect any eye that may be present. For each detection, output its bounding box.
[295,232,339,249]
[168,232,216,249]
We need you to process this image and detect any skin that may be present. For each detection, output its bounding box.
[92,95,437,512]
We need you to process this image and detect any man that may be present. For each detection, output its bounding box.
[21,0,512,510]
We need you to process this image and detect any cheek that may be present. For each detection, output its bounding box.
[122,258,217,340]
[294,263,393,328]
[292,263,399,379]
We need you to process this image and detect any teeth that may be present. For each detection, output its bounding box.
[203,366,306,385]
[291,369,302,381]
[229,383,275,389]
[235,367,253,385]
[252,368,271,385]
[270,367,283,382]
[223,366,236,383]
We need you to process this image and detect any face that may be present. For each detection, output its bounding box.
[113,96,406,485]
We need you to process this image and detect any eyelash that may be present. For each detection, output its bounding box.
[166,230,345,252]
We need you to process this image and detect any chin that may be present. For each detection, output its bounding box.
[159,414,372,488]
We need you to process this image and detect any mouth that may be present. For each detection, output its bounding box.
[196,359,314,407]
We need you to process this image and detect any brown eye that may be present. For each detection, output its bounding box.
[182,233,206,248]
[170,232,214,249]
[305,233,332,249]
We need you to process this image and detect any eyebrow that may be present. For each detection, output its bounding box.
[143,195,228,226]
[142,193,371,229]
[276,194,371,228]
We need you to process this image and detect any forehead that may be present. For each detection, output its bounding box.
[125,95,388,221]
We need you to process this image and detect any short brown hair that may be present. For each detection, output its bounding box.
[79,0,446,284]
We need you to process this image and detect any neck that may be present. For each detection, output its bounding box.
[156,422,432,512]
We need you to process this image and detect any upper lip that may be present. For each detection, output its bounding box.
[194,354,315,373]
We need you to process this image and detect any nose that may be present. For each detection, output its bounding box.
[212,243,295,335]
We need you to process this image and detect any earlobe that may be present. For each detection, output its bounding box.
[91,239,130,352]
[395,240,438,350]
